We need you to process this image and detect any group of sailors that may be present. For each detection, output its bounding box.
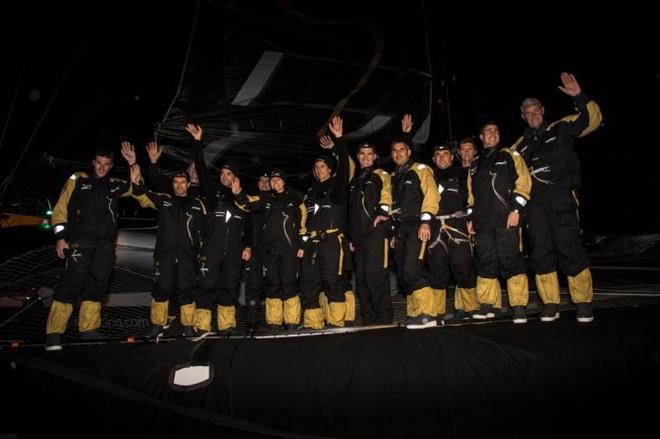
[43,73,601,350]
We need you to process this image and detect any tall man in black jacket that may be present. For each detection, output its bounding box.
[45,149,133,350]
[348,142,393,325]
[129,158,207,338]
[468,122,532,324]
[513,72,602,323]
[185,124,252,336]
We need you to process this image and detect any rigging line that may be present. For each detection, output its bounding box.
[49,87,115,156]
[227,337,246,418]
[160,0,200,126]
[590,265,660,272]
[0,45,31,156]
[594,291,660,297]
[440,40,453,143]
[277,0,384,137]
[0,296,47,329]
[1,42,86,194]
[421,0,436,142]
[319,22,382,137]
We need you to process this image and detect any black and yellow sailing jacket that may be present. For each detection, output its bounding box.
[433,164,468,217]
[391,160,439,225]
[304,139,350,240]
[205,186,253,251]
[467,145,531,230]
[348,166,392,241]
[192,138,253,252]
[52,172,131,241]
[236,188,307,250]
[132,183,206,257]
[512,92,602,203]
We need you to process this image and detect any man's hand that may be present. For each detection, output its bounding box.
[319,135,335,150]
[349,242,355,252]
[56,239,69,259]
[120,141,136,166]
[231,176,242,195]
[297,249,304,259]
[146,142,162,164]
[130,164,141,185]
[329,116,343,138]
[558,72,581,97]
[418,223,431,242]
[390,236,396,249]
[185,123,203,141]
[242,247,252,261]
[373,215,388,227]
[467,221,475,235]
[401,114,413,133]
[506,211,520,228]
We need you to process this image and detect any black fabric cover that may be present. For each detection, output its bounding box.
[3,305,660,437]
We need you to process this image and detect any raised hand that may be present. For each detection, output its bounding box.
[401,114,413,133]
[231,176,242,195]
[185,123,203,141]
[328,116,343,139]
[130,163,141,185]
[558,72,581,97]
[146,141,162,164]
[120,141,136,166]
[319,135,335,150]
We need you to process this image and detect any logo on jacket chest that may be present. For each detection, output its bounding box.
[214,209,242,223]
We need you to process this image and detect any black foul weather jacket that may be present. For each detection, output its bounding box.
[467,146,531,231]
[512,92,602,203]
[52,172,131,241]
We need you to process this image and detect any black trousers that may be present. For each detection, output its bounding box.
[300,234,344,308]
[474,227,525,279]
[394,221,430,295]
[354,228,392,324]
[244,242,265,308]
[55,236,115,304]
[153,252,197,305]
[198,246,243,309]
[427,221,476,290]
[263,241,299,301]
[526,195,589,277]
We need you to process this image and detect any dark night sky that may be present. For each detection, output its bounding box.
[1,1,659,235]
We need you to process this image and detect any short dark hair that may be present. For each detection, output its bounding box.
[480,120,498,134]
[458,137,476,148]
[94,149,114,161]
[390,138,410,149]
[357,142,377,153]
[221,161,239,175]
[314,154,335,171]
[172,170,190,182]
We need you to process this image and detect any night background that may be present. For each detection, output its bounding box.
[2,3,660,437]
[2,0,659,235]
